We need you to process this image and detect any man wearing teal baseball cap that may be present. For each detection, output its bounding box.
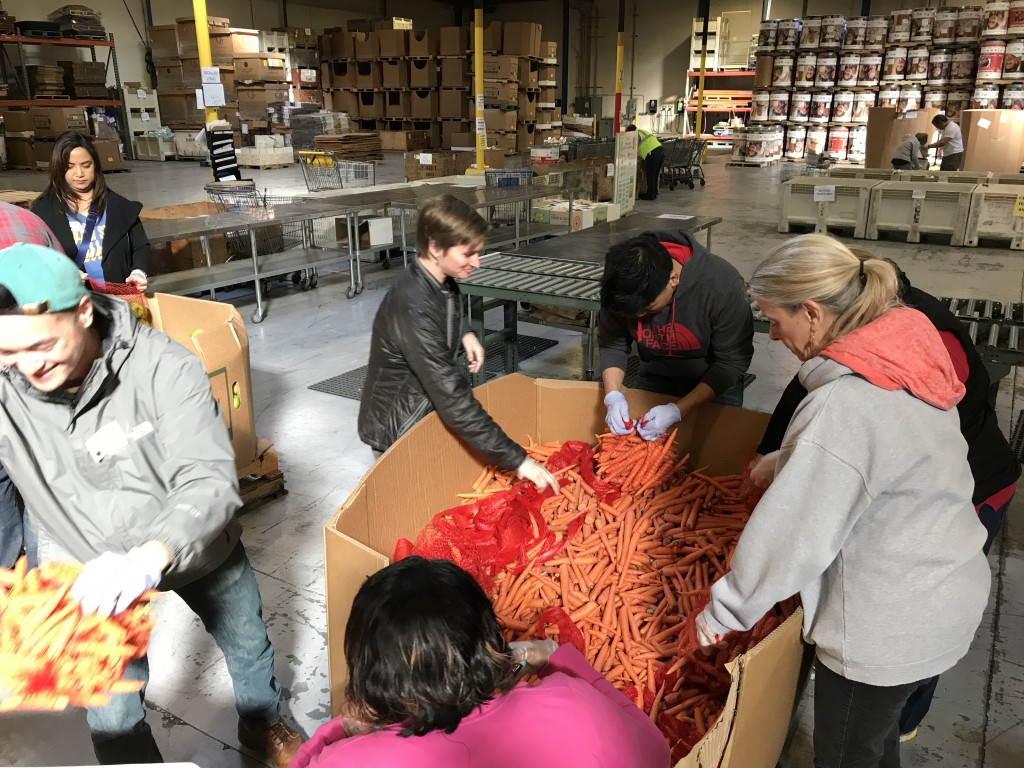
[0,244,304,766]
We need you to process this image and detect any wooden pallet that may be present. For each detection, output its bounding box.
[236,161,294,169]
[237,443,286,513]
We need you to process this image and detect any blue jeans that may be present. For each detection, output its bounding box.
[89,542,282,763]
[636,372,745,408]
[0,463,22,569]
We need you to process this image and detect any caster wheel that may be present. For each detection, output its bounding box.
[355,282,364,295]
[688,181,695,189]
[300,277,311,291]
[260,279,273,296]
[700,179,706,187]
[382,256,391,269]
[251,309,265,323]
[669,182,677,191]
[291,272,301,285]
[346,285,356,299]
[309,273,319,289]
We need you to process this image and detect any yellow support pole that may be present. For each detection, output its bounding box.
[469,5,487,173]
[192,0,219,123]
[614,0,624,133]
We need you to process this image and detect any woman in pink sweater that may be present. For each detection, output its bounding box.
[291,557,670,768]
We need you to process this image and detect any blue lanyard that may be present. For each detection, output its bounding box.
[73,209,105,284]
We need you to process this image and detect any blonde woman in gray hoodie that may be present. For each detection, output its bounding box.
[695,234,991,768]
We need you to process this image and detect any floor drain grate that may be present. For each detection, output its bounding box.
[310,335,559,401]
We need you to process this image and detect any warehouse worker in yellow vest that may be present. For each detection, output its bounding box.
[626,125,666,201]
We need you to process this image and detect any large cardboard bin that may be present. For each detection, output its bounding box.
[145,293,258,475]
[324,375,805,768]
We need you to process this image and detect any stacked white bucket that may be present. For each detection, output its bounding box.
[749,6,992,164]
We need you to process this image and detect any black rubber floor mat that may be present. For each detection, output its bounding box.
[310,335,559,400]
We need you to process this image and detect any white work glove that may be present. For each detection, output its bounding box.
[516,457,560,494]
[509,638,559,674]
[71,548,164,617]
[694,610,725,649]
[603,390,634,435]
[637,403,681,441]
[749,450,780,490]
[125,270,149,291]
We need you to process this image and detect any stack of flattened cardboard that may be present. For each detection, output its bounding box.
[313,131,382,160]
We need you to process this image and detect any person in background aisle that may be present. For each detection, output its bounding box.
[749,248,1019,747]
[926,114,964,171]
[626,124,665,200]
[358,195,558,494]
[891,132,929,170]
[599,230,753,442]
[31,131,152,289]
[695,234,991,768]
[292,556,671,768]
[0,244,303,766]
[0,203,61,569]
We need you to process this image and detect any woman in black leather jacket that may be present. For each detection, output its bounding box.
[358,195,557,492]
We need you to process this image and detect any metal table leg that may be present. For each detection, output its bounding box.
[346,214,357,299]
[468,295,487,388]
[503,299,519,375]
[706,225,713,251]
[584,309,599,381]
[200,235,215,300]
[400,210,409,267]
[353,212,365,295]
[249,229,265,323]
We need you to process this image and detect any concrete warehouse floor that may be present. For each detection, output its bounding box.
[0,153,1021,768]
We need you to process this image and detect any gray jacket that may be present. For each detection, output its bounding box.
[705,355,990,686]
[0,295,241,589]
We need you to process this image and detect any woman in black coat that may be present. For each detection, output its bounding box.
[31,131,152,289]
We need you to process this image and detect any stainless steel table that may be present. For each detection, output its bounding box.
[146,200,380,322]
[457,213,723,383]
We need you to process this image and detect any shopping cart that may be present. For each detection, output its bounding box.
[297,150,376,192]
[485,168,532,226]
[204,181,320,293]
[660,138,707,191]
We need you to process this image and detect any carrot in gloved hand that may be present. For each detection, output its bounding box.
[0,557,156,712]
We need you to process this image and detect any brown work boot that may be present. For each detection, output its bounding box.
[237,717,304,768]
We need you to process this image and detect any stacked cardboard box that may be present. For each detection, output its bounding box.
[320,28,358,121]
[1,110,36,169]
[152,18,237,133]
[283,27,322,107]
[437,26,470,151]
[60,60,108,100]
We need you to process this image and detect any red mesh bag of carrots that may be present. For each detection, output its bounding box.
[0,558,155,712]
[395,431,798,762]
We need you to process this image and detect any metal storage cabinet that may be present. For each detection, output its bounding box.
[865,181,976,245]
[779,176,881,239]
[892,170,992,185]
[964,184,1024,249]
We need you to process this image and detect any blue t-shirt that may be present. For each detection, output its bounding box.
[67,208,107,282]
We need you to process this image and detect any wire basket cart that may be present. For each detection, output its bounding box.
[660,138,707,191]
[485,168,532,226]
[297,150,376,192]
[204,181,320,293]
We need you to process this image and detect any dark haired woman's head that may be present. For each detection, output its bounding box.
[343,556,518,737]
[42,132,108,214]
[600,235,675,317]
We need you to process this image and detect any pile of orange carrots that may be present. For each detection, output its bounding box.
[397,433,795,761]
[0,558,155,711]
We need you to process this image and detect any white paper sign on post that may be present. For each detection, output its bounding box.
[201,67,221,84]
[202,84,226,107]
[813,185,836,202]
[476,94,484,110]
[475,117,486,133]
[195,89,206,109]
